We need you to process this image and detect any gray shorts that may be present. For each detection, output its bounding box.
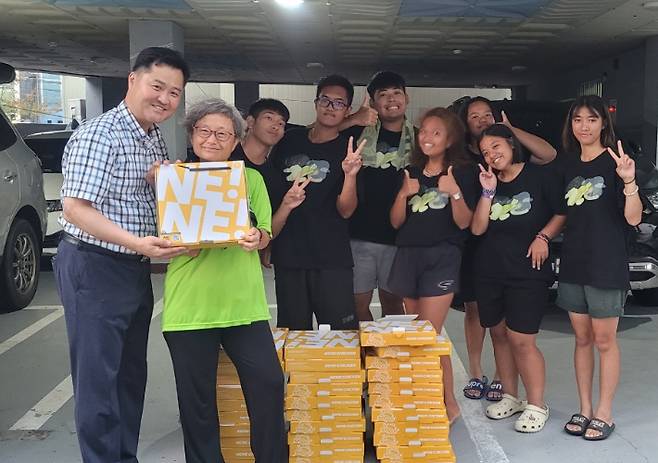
[350,240,397,294]
[556,282,627,318]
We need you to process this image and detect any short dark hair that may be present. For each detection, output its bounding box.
[410,107,468,169]
[316,74,354,106]
[459,96,494,143]
[479,124,524,165]
[561,95,616,154]
[248,98,290,122]
[132,47,190,84]
[367,71,406,98]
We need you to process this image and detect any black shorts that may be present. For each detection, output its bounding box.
[475,278,550,334]
[453,243,477,306]
[387,243,461,299]
[274,267,358,330]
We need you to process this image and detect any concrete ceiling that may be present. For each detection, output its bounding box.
[0,0,657,86]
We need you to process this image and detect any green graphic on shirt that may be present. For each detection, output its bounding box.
[373,149,406,170]
[565,176,605,206]
[409,188,449,213]
[284,159,330,183]
[490,192,533,221]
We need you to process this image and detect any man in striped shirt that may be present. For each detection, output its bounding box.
[53,47,189,463]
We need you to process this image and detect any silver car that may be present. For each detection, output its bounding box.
[0,63,47,312]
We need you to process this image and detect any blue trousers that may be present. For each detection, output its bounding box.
[54,239,153,463]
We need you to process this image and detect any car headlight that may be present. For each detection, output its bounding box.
[46,199,62,213]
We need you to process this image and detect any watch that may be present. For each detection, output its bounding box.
[451,192,462,200]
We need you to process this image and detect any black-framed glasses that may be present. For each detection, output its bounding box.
[315,95,349,110]
[193,126,235,141]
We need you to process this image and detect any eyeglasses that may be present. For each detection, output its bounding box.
[315,96,349,110]
[193,126,235,141]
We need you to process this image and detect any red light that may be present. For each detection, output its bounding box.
[609,105,617,113]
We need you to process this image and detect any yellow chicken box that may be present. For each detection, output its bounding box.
[156,161,251,247]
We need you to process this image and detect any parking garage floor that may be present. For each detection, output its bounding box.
[1,266,656,463]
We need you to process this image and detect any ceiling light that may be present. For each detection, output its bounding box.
[643,1,658,9]
[511,65,527,72]
[306,62,324,68]
[452,49,463,55]
[276,0,303,7]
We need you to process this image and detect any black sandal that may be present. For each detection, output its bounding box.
[583,418,615,441]
[564,413,591,436]
[463,376,488,400]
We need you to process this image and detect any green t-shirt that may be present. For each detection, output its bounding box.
[162,168,273,332]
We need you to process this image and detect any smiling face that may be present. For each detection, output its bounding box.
[466,100,495,139]
[418,116,451,159]
[480,135,514,171]
[571,106,604,149]
[125,63,184,131]
[315,85,350,128]
[247,110,286,147]
[190,113,239,162]
[372,86,408,123]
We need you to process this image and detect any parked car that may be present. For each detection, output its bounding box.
[24,129,72,255]
[0,63,47,312]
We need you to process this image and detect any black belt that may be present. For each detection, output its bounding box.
[62,233,149,262]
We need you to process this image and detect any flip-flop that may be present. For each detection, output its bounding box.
[485,380,503,401]
[583,418,615,441]
[564,413,591,436]
[463,375,488,400]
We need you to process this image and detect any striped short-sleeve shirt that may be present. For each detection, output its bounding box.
[59,101,168,254]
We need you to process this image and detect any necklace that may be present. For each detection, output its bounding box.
[423,166,443,177]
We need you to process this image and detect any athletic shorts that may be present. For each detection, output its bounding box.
[453,243,477,306]
[556,282,626,318]
[274,267,358,330]
[387,243,461,299]
[475,279,550,334]
[350,240,397,294]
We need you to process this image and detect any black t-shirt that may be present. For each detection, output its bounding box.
[558,151,630,289]
[343,126,406,245]
[230,144,279,202]
[267,128,352,269]
[475,163,565,282]
[395,165,478,247]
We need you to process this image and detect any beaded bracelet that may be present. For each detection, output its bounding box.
[481,188,496,199]
[623,185,639,196]
[535,232,550,243]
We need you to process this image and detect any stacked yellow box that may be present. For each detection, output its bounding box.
[284,328,365,463]
[216,327,288,463]
[360,319,456,463]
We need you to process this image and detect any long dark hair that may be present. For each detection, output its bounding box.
[459,96,494,145]
[478,124,524,164]
[561,95,616,154]
[410,107,468,169]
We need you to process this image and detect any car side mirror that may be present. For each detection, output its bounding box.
[0,62,16,84]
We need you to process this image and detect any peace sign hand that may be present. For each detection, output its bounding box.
[282,177,311,211]
[478,163,497,190]
[438,166,460,195]
[342,136,366,177]
[607,140,635,183]
[349,93,378,127]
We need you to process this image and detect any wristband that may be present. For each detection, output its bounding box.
[623,177,636,185]
[481,188,496,199]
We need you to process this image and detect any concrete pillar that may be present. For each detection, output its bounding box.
[85,77,127,119]
[234,81,260,116]
[644,36,658,164]
[129,20,186,160]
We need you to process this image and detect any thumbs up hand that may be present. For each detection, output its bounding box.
[348,92,378,127]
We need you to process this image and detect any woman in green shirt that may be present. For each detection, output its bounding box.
[162,98,284,462]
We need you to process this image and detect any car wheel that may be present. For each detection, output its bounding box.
[631,288,658,307]
[0,218,41,312]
